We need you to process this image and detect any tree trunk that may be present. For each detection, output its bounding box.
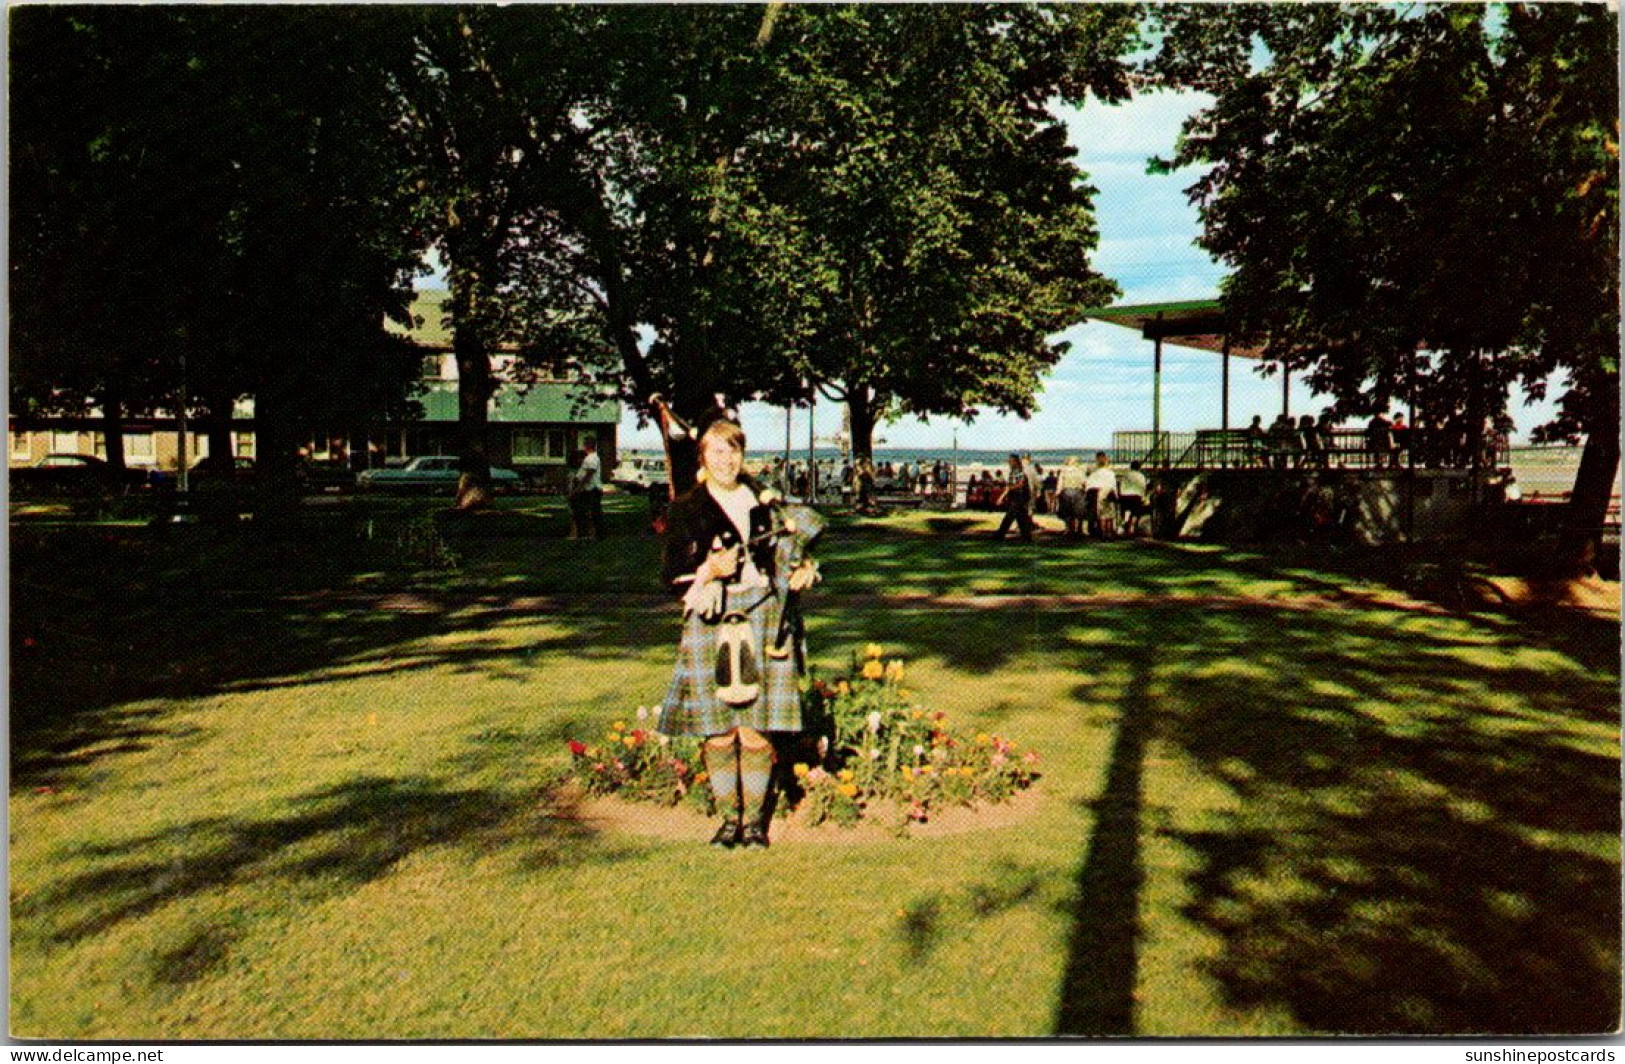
[847,386,876,468]
[1556,391,1621,577]
[252,385,302,531]
[453,317,495,511]
[101,386,126,472]
[207,386,235,474]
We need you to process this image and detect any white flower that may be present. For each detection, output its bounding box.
[912,744,925,758]
[636,706,648,721]
[866,711,882,733]
[657,733,670,747]
[868,749,880,760]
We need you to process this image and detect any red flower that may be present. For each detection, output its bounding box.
[568,739,587,756]
[631,729,646,744]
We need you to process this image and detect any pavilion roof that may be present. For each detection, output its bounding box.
[1079,299,1270,360]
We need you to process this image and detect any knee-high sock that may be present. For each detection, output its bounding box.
[703,733,740,817]
[736,727,775,824]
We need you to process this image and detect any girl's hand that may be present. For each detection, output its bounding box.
[788,559,820,592]
[704,545,740,582]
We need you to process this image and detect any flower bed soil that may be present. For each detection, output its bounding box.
[546,783,1044,844]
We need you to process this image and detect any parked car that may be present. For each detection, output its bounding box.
[148,455,256,491]
[611,454,669,494]
[10,453,151,496]
[354,455,522,493]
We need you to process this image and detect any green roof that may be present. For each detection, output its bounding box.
[416,381,618,424]
[1080,298,1269,360]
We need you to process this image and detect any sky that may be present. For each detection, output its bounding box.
[424,87,1564,455]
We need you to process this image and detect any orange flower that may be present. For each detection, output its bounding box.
[838,784,859,798]
[861,660,884,681]
[864,643,884,660]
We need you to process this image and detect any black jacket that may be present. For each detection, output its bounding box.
[660,477,776,596]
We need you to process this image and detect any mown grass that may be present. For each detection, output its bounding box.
[10,496,1621,1038]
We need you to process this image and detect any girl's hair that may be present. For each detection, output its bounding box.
[701,418,747,454]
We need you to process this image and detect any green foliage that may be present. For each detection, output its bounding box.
[713,5,1134,453]
[797,646,1040,828]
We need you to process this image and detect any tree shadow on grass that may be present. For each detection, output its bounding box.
[11,522,678,790]
[1054,643,1153,1036]
[1051,603,1619,1036]
[19,774,636,953]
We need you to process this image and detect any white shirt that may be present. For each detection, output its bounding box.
[1085,466,1118,493]
[708,481,768,589]
[575,450,601,491]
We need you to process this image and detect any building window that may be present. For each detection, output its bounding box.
[91,433,107,457]
[235,432,255,459]
[50,431,81,454]
[10,432,32,459]
[126,433,156,461]
[512,428,576,462]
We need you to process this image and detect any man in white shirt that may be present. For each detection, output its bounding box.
[1116,460,1149,536]
[1084,452,1118,538]
[570,439,603,540]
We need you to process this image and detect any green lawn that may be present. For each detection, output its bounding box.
[10,497,1621,1038]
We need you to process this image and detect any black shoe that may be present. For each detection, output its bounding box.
[739,820,771,849]
[710,818,742,848]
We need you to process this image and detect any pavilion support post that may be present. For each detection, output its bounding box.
[1281,365,1290,419]
[1152,312,1164,464]
[1221,337,1231,466]
[1153,336,1163,463]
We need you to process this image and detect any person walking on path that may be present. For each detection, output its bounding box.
[657,418,824,849]
[1084,451,1119,538]
[993,453,1036,542]
[568,439,603,540]
[1056,456,1088,536]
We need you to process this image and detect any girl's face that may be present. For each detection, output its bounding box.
[702,434,743,488]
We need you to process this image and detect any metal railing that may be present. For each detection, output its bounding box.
[1118,426,1511,471]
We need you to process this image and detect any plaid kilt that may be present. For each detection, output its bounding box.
[658,584,804,736]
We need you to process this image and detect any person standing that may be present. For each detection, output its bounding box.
[1056,456,1088,537]
[1084,452,1118,538]
[658,418,823,849]
[569,438,603,540]
[993,453,1035,542]
[1116,460,1148,536]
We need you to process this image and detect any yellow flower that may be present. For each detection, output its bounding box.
[612,721,626,732]
[836,681,851,696]
[918,765,933,775]
[695,772,709,783]
[975,733,991,745]
[622,735,637,747]
[838,769,855,783]
[793,763,810,779]
[861,660,884,681]
[838,784,859,798]
[885,660,905,682]
[605,733,620,743]
[910,709,924,720]
[864,643,884,660]
[902,766,915,781]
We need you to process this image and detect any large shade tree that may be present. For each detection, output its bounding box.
[708,4,1136,466]
[1146,3,1618,573]
[10,7,428,511]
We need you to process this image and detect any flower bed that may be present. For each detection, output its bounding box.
[558,644,1040,832]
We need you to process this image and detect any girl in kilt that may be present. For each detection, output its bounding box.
[658,418,823,848]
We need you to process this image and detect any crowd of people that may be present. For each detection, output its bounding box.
[1239,410,1510,470]
[973,451,1156,543]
